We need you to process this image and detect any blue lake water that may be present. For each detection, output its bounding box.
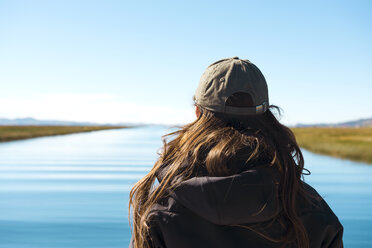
[0,125,371,247]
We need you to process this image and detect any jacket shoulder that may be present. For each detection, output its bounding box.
[300,182,344,248]
[143,197,183,248]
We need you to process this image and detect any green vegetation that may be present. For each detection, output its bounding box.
[0,125,129,142]
[2,125,371,164]
[291,127,372,164]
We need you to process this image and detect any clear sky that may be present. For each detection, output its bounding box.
[0,0,371,125]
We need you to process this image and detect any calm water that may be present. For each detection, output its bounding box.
[0,125,371,247]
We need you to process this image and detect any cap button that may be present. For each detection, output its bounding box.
[232,56,239,59]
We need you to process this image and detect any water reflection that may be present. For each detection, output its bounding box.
[0,126,371,247]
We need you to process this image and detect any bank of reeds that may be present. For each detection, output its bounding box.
[2,125,371,165]
[291,127,372,164]
[0,126,129,142]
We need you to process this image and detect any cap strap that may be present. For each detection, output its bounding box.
[224,102,268,115]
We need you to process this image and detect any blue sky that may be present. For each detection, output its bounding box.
[0,0,371,125]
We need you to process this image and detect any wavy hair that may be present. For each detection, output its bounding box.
[129,93,314,248]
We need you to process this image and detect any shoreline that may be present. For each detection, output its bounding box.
[0,125,131,143]
[1,125,371,165]
[292,127,372,165]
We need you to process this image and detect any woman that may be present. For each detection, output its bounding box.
[129,57,343,248]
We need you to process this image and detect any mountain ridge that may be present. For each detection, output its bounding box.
[0,117,148,127]
[1,117,371,128]
[295,117,372,127]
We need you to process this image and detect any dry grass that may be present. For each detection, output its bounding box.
[291,127,372,164]
[2,125,371,164]
[0,125,129,142]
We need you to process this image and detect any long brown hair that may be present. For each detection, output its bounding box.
[129,93,313,248]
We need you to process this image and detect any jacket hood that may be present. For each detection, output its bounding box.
[156,164,282,226]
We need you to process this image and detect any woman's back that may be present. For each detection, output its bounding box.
[134,163,342,248]
[129,57,344,248]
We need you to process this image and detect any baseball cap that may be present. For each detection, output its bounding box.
[194,57,269,116]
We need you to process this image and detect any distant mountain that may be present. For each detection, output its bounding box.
[0,117,146,127]
[295,117,372,128]
[4,117,370,128]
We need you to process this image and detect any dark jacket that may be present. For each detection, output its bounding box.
[129,163,343,248]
